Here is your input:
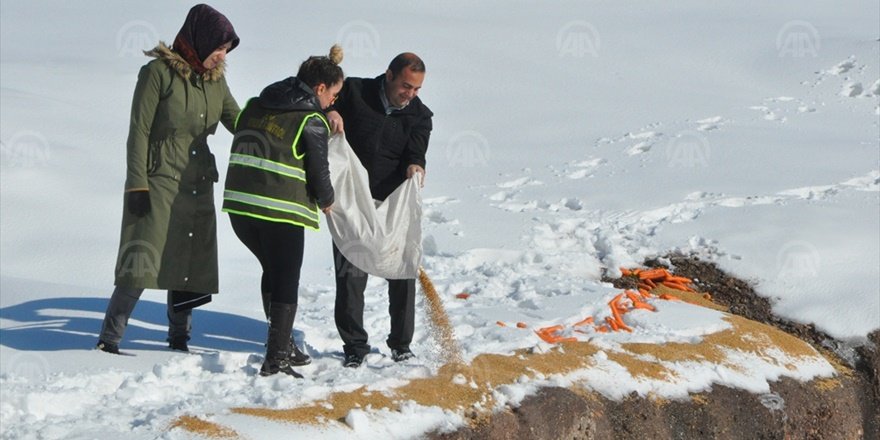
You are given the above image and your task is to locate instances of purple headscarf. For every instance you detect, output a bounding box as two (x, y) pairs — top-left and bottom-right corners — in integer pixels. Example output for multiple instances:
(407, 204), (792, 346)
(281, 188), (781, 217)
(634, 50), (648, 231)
(172, 4), (239, 74)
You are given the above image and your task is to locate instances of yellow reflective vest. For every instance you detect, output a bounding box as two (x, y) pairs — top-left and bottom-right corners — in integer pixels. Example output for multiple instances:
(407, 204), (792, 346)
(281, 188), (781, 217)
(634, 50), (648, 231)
(222, 99), (330, 230)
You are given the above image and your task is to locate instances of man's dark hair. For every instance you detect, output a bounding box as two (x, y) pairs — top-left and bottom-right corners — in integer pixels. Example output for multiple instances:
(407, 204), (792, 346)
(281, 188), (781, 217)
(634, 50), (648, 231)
(298, 45), (344, 88)
(387, 52), (425, 76)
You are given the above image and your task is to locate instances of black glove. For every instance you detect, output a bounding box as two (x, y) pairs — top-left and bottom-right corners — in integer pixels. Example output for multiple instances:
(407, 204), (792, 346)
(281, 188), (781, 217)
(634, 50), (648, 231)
(127, 190), (151, 217)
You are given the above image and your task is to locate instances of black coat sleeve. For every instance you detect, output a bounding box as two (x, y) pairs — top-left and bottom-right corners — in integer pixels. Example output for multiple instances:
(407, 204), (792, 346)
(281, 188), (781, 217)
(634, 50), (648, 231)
(325, 77), (357, 118)
(299, 116), (335, 208)
(401, 110), (433, 170)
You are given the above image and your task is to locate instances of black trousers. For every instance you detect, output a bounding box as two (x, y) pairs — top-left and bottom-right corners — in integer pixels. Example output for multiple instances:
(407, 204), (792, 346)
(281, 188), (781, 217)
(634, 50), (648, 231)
(230, 214), (304, 306)
(333, 244), (415, 357)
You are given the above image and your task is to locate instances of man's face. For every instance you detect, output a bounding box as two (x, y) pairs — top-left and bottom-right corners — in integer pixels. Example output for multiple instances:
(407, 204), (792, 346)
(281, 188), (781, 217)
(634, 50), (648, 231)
(384, 68), (425, 108)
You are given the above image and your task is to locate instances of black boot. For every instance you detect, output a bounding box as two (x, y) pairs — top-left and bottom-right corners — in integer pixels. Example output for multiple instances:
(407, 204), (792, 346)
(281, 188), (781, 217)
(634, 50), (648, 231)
(260, 303), (303, 378)
(286, 302), (311, 366)
(288, 341), (311, 366)
(262, 296), (311, 366)
(168, 337), (189, 352)
(95, 339), (120, 354)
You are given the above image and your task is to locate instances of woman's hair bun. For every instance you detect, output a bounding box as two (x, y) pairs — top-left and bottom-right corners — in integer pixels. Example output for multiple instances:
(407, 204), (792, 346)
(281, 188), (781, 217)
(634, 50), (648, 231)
(298, 45), (345, 88)
(329, 44), (343, 65)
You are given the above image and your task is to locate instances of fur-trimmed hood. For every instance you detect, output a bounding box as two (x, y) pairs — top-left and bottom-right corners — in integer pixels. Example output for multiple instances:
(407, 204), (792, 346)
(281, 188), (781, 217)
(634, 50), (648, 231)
(144, 42), (226, 82)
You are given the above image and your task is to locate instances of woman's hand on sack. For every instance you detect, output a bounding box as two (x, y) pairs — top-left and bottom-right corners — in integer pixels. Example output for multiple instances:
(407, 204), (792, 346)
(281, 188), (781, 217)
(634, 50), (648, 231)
(321, 203), (333, 214)
(327, 110), (344, 134)
(407, 165), (425, 188)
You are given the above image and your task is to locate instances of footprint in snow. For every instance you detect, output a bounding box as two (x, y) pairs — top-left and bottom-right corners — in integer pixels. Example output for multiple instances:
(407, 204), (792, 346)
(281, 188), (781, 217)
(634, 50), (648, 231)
(625, 131), (661, 141)
(751, 96), (823, 121)
(598, 128), (660, 146)
(495, 199), (550, 212)
(695, 116), (726, 131)
(840, 80), (880, 99)
(620, 131), (661, 156)
(424, 209), (455, 224)
(566, 168), (593, 179)
(824, 57), (857, 76)
(496, 176), (541, 189)
(749, 105), (786, 123)
(867, 79), (880, 97)
(841, 82), (863, 97)
(423, 196), (458, 206)
(560, 198), (584, 211)
(487, 190), (516, 202)
(565, 158), (605, 179)
(626, 141), (653, 156)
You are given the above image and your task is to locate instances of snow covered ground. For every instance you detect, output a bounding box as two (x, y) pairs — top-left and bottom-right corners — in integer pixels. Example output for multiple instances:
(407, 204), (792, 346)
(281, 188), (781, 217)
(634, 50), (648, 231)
(1, 1), (877, 438)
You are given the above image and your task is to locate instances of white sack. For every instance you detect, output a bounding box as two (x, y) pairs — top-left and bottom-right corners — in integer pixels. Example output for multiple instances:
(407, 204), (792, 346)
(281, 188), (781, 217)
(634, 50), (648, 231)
(325, 134), (422, 279)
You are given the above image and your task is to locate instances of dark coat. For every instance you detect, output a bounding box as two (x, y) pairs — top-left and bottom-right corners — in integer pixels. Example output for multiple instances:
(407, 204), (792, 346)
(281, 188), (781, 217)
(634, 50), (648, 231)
(332, 75), (433, 201)
(114, 42), (239, 293)
(258, 77), (334, 208)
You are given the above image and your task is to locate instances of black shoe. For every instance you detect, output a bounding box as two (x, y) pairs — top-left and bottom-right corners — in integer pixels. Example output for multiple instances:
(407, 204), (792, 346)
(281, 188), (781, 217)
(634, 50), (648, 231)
(391, 348), (415, 362)
(96, 340), (120, 354)
(288, 343), (311, 366)
(169, 338), (189, 352)
(260, 358), (304, 378)
(343, 353), (364, 368)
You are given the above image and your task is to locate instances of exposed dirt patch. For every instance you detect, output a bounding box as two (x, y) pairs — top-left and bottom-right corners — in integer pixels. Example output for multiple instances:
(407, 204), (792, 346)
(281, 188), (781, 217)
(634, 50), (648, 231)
(647, 255), (874, 367)
(431, 373), (868, 440)
(858, 330), (880, 433)
(435, 255), (878, 439)
(649, 254), (879, 438)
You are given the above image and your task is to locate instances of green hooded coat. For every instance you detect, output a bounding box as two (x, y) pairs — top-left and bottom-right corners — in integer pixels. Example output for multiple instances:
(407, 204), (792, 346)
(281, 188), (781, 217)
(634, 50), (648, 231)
(114, 42), (239, 293)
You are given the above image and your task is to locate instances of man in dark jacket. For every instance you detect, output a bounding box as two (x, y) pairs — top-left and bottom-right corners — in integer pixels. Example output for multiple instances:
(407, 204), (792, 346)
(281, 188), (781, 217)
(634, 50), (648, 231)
(326, 52), (433, 368)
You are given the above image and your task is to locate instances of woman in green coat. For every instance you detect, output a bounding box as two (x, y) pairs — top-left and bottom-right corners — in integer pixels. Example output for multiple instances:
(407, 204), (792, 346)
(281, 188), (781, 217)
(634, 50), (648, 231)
(97, 4), (240, 354)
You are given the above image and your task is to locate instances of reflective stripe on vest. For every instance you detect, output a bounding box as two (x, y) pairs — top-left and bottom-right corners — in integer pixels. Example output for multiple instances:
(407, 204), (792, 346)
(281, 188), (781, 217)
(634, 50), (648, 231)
(228, 153), (306, 182)
(291, 113), (330, 159)
(223, 190), (320, 224)
(224, 98), (328, 230)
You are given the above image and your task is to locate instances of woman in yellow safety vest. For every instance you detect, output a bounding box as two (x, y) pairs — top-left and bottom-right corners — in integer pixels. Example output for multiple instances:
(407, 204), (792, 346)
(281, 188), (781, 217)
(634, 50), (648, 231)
(223, 45), (342, 377)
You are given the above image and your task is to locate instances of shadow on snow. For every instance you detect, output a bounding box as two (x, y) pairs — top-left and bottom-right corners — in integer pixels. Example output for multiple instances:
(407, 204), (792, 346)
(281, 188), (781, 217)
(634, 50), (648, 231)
(0, 296), (283, 353)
